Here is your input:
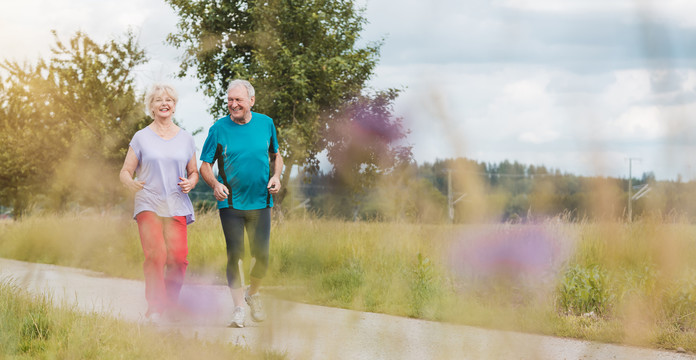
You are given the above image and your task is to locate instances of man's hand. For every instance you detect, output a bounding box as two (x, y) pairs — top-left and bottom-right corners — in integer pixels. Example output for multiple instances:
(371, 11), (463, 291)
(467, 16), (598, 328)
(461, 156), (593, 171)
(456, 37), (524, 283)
(213, 182), (229, 201)
(267, 176), (281, 194)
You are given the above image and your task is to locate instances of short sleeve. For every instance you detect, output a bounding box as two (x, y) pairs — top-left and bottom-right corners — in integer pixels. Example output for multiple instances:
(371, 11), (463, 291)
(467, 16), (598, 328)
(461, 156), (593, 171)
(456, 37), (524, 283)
(187, 131), (197, 158)
(200, 124), (218, 164)
(269, 119), (279, 154)
(129, 131), (143, 161)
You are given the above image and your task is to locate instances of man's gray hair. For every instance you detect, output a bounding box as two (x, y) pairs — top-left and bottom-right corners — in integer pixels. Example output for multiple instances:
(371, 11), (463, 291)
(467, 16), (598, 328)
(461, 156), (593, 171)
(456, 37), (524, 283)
(144, 83), (178, 117)
(227, 79), (255, 98)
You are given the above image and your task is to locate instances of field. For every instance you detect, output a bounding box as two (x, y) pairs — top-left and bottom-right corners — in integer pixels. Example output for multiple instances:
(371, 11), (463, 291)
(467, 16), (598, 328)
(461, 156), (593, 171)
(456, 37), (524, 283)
(3, 211), (696, 352)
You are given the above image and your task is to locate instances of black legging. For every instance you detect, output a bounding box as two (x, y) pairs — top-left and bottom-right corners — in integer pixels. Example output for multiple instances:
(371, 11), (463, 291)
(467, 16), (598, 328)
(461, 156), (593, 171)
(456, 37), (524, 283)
(219, 207), (271, 288)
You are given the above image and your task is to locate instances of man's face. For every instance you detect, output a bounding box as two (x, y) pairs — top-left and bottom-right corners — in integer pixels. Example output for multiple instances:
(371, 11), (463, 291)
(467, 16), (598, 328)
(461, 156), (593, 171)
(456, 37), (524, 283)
(227, 85), (255, 122)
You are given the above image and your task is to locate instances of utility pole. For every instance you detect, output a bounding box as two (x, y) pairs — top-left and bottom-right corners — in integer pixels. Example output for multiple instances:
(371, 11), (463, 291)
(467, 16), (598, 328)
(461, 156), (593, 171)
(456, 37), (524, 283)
(446, 168), (467, 224)
(626, 157), (641, 222)
(447, 169), (454, 223)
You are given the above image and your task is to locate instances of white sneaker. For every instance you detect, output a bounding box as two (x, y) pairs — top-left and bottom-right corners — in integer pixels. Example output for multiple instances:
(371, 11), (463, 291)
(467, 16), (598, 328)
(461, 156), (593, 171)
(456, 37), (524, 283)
(229, 306), (245, 328)
(245, 288), (266, 322)
(145, 312), (162, 325)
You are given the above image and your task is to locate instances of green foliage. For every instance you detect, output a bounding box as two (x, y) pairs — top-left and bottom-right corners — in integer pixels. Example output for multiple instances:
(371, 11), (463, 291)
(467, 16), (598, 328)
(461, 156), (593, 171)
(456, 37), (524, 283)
(0, 282), (53, 356)
(0, 31), (149, 216)
(0, 59), (61, 217)
(661, 272), (696, 331)
(614, 265), (658, 302)
(166, 0), (406, 205)
(48, 30), (148, 163)
(373, 176), (448, 223)
(321, 259), (365, 304)
(408, 253), (440, 318)
(557, 265), (613, 316)
(19, 310), (52, 354)
(297, 168), (447, 222)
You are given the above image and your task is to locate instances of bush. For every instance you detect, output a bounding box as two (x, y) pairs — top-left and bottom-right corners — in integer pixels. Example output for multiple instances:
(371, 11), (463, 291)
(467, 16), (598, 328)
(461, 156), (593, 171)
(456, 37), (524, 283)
(321, 259), (365, 305)
(662, 272), (696, 331)
(557, 264), (613, 316)
(409, 253), (439, 318)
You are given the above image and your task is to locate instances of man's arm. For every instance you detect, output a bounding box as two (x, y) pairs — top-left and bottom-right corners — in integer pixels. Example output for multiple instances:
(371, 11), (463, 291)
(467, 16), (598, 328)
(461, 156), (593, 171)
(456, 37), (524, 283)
(200, 161), (229, 201)
(267, 152), (284, 194)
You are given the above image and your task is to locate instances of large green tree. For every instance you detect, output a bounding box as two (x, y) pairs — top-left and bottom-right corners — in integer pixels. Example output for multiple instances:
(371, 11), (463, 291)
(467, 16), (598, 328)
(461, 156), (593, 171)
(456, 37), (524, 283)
(166, 0), (386, 204)
(0, 31), (148, 216)
(0, 60), (57, 216)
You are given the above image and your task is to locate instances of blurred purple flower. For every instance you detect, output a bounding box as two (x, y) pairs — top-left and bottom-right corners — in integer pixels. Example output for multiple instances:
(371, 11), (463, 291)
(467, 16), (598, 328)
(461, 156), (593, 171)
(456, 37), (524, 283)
(449, 225), (567, 284)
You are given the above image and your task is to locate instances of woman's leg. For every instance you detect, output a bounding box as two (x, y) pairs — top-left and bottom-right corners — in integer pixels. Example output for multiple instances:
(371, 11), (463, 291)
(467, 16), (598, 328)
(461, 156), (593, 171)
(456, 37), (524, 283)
(163, 216), (188, 307)
(136, 211), (167, 315)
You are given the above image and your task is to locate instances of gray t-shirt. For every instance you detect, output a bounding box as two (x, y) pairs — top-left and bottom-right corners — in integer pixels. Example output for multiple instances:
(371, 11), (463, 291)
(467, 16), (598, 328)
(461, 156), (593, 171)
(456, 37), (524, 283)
(130, 127), (196, 224)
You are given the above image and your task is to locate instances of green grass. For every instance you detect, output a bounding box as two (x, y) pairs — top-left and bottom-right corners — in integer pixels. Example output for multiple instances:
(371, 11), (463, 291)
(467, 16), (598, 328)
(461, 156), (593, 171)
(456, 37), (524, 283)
(0, 280), (283, 359)
(4, 211), (696, 351)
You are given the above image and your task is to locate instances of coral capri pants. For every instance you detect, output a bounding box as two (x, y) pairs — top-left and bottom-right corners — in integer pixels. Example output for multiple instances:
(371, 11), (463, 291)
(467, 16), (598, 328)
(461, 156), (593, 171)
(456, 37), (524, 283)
(135, 211), (188, 314)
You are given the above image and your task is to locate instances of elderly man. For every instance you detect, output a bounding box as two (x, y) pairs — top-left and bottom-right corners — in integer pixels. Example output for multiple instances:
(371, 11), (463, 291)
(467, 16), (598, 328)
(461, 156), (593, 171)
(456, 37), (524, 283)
(199, 79), (283, 328)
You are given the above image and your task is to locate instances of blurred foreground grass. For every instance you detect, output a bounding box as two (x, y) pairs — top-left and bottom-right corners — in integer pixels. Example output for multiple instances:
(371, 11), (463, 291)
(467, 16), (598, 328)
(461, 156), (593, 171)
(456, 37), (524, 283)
(0, 280), (282, 359)
(3, 212), (696, 351)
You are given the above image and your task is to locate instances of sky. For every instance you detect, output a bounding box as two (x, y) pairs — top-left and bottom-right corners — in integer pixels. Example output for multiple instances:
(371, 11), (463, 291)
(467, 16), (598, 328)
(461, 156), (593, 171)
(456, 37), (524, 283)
(2, 0), (696, 180)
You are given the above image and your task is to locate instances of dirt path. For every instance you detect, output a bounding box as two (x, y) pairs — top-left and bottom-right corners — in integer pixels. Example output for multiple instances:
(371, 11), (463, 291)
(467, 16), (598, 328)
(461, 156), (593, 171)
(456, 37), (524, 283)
(1, 257), (694, 360)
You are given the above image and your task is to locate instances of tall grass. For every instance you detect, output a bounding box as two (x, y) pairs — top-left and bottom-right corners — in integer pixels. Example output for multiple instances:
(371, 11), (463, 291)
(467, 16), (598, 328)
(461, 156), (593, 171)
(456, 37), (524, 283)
(0, 213), (143, 278)
(0, 280), (281, 359)
(4, 211), (696, 350)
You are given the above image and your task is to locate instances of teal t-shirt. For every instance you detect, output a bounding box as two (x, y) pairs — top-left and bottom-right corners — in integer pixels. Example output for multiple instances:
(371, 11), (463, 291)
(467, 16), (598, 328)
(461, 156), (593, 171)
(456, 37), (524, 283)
(200, 112), (279, 210)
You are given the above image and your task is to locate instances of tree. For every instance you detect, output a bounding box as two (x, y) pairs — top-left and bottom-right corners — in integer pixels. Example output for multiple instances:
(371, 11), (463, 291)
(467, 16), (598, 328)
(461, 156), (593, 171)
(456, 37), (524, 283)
(0, 60), (57, 216)
(166, 0), (387, 205)
(0, 31), (148, 216)
(48, 31), (149, 210)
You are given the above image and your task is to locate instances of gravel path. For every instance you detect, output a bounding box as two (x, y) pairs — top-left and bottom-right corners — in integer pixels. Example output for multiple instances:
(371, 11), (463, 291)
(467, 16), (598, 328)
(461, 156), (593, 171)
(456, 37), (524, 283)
(1, 257), (694, 360)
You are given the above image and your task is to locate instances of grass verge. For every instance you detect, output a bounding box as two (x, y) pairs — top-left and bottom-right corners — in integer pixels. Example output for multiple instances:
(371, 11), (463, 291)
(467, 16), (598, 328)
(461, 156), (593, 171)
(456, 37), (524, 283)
(0, 279), (283, 359)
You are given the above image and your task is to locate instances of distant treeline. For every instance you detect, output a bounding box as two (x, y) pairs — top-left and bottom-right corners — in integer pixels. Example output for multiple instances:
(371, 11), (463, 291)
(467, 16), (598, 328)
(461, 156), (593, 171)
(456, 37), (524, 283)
(281, 157), (696, 223)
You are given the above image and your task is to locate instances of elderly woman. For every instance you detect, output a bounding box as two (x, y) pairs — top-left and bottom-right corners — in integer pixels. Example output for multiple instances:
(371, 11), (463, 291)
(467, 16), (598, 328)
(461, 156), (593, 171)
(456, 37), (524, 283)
(119, 83), (198, 322)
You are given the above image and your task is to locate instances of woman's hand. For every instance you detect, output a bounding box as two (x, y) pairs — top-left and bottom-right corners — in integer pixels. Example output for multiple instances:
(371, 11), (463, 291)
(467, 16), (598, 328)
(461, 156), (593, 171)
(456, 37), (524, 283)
(126, 179), (145, 192)
(178, 177), (194, 194)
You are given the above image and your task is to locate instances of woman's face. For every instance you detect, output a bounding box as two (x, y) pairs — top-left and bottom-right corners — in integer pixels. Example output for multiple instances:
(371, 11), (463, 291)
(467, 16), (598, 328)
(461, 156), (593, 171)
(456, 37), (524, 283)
(150, 91), (176, 119)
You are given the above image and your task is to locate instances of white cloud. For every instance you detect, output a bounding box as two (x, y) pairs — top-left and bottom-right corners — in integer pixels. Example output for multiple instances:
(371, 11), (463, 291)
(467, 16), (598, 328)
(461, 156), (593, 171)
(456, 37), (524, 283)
(3, 0), (696, 179)
(519, 130), (559, 144)
(499, 0), (635, 13)
(610, 106), (664, 140)
(602, 70), (652, 106)
(682, 70), (696, 91)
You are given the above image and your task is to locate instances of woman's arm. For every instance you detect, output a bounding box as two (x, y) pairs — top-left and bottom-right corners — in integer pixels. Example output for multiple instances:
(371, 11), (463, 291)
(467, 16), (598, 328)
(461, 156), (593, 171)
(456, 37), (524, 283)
(119, 146), (145, 192)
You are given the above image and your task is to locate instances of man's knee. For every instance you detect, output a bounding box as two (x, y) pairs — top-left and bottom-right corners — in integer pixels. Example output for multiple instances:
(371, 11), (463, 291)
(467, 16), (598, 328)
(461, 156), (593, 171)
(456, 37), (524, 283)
(250, 255), (269, 279)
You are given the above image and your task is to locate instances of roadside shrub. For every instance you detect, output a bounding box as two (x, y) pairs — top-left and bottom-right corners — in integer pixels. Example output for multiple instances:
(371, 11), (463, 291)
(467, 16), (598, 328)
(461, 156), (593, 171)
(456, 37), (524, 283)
(409, 253), (440, 318)
(320, 259), (365, 305)
(662, 272), (696, 331)
(557, 264), (613, 316)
